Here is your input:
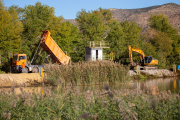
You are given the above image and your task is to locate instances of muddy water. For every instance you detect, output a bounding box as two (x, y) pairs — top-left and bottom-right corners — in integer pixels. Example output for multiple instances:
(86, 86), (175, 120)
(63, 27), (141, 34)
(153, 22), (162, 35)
(0, 77), (179, 94)
(112, 77), (180, 93)
(73, 77), (180, 93)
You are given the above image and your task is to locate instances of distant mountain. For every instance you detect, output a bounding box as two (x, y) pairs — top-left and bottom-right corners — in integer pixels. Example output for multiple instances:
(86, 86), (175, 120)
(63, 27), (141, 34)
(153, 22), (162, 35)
(64, 19), (77, 25)
(110, 3), (180, 33)
(65, 3), (180, 33)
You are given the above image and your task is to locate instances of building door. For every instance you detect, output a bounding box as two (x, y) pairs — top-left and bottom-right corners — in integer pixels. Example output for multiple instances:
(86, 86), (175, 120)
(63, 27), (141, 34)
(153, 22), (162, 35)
(96, 50), (98, 60)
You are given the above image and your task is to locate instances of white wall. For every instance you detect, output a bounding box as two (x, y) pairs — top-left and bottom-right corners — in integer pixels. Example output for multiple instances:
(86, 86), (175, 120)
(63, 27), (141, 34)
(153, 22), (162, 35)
(91, 49), (96, 61)
(85, 47), (103, 61)
(98, 49), (102, 60)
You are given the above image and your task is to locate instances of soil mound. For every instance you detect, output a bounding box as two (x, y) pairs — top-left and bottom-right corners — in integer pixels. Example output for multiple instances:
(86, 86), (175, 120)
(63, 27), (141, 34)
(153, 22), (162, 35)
(0, 73), (43, 87)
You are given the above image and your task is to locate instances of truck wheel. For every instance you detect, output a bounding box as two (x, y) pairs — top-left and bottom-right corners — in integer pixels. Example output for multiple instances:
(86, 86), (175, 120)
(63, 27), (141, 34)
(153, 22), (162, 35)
(32, 67), (39, 73)
(22, 67), (28, 73)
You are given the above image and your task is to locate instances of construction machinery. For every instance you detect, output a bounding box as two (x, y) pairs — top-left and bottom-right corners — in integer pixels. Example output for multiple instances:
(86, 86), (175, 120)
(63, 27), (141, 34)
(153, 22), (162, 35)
(11, 30), (70, 73)
(128, 45), (158, 70)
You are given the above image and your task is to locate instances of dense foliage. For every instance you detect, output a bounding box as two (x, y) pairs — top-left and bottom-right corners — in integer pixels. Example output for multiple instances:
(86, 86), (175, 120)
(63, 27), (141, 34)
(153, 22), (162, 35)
(76, 8), (112, 42)
(0, 0), (180, 71)
(0, 0), (23, 71)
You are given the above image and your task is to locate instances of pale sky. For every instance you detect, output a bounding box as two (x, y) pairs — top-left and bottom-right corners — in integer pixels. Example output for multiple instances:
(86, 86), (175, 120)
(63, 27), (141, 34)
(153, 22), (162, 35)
(3, 0), (180, 19)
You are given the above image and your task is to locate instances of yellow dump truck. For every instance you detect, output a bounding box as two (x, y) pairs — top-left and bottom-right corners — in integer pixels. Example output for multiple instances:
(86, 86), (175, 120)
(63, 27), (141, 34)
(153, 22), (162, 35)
(11, 30), (70, 73)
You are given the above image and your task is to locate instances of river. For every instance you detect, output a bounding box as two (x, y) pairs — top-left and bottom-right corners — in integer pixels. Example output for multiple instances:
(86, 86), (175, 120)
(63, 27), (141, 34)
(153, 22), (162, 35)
(0, 77), (179, 94)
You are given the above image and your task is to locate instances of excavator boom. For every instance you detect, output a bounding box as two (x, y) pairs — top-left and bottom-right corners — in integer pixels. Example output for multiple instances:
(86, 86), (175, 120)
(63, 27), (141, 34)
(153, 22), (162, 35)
(128, 45), (145, 65)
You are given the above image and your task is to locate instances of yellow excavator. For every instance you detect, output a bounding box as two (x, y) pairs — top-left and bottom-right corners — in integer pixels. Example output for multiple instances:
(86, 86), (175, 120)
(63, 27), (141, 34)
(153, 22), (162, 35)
(128, 45), (158, 70)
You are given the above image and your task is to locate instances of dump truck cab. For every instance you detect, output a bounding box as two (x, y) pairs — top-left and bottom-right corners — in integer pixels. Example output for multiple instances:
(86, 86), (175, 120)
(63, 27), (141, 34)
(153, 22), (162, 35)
(11, 54), (27, 73)
(11, 54), (40, 73)
(12, 54), (27, 66)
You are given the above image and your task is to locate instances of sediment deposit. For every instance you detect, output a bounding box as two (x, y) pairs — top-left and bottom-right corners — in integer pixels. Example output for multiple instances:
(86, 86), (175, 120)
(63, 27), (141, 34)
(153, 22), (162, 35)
(0, 73), (43, 87)
(128, 69), (178, 77)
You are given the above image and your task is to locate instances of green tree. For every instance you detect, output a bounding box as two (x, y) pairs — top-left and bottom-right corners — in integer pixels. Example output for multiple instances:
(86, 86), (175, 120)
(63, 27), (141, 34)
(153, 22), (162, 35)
(148, 14), (177, 33)
(105, 20), (142, 62)
(148, 14), (179, 46)
(148, 14), (180, 67)
(142, 28), (173, 68)
(8, 5), (24, 20)
(121, 21), (142, 63)
(21, 2), (83, 63)
(138, 34), (156, 58)
(76, 8), (112, 42)
(120, 20), (142, 47)
(50, 20), (83, 62)
(150, 31), (172, 57)
(21, 2), (55, 63)
(105, 20), (126, 60)
(0, 0), (23, 71)
(92, 7), (112, 23)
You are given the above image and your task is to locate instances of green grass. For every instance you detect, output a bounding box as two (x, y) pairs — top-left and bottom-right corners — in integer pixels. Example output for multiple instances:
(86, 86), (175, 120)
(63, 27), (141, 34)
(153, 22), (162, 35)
(132, 74), (148, 80)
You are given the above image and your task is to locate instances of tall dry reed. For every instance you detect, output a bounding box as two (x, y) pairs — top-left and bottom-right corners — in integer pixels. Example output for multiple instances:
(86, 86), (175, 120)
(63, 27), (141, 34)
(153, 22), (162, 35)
(0, 85), (180, 119)
(44, 61), (131, 85)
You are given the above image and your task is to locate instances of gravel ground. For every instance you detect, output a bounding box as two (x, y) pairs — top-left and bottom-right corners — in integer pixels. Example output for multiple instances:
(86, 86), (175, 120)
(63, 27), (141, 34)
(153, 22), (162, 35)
(128, 69), (178, 77)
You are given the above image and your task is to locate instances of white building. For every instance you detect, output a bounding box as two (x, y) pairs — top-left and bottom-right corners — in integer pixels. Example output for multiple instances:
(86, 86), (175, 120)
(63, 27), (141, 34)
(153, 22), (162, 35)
(85, 41), (109, 61)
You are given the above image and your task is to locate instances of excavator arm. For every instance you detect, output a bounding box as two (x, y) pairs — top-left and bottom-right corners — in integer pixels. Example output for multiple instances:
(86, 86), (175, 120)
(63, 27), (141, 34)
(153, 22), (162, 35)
(128, 45), (145, 64)
(128, 45), (133, 63)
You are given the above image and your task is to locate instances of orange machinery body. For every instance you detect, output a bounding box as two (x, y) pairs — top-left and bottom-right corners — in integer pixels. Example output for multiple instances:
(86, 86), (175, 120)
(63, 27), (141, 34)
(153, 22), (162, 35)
(128, 45), (158, 66)
(40, 30), (70, 65)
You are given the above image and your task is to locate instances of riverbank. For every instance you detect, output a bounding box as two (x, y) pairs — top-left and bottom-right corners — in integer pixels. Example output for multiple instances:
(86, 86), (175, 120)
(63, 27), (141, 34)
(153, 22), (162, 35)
(0, 61), (130, 87)
(0, 62), (179, 88)
(129, 69), (179, 79)
(0, 73), (43, 87)
(0, 84), (179, 119)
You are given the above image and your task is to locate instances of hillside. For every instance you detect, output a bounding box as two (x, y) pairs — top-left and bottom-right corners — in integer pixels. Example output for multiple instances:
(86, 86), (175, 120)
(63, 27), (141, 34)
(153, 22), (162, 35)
(66, 3), (180, 33)
(110, 3), (180, 32)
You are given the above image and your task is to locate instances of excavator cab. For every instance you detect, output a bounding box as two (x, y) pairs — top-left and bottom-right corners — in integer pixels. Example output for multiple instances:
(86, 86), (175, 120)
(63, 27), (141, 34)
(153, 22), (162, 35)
(144, 56), (152, 64)
(144, 56), (158, 66)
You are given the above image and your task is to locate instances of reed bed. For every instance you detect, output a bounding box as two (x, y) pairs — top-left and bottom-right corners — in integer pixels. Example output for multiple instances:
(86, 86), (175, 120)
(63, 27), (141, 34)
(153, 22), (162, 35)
(0, 85), (179, 120)
(44, 61), (131, 85)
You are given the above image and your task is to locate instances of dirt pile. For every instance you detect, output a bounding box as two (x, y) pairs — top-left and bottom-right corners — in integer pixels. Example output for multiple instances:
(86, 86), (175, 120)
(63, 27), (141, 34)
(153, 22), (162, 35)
(129, 69), (178, 77)
(0, 73), (43, 87)
(141, 69), (178, 77)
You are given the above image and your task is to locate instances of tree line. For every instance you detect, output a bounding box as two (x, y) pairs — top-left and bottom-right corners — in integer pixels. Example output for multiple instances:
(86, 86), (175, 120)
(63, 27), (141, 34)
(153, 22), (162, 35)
(0, 0), (180, 72)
